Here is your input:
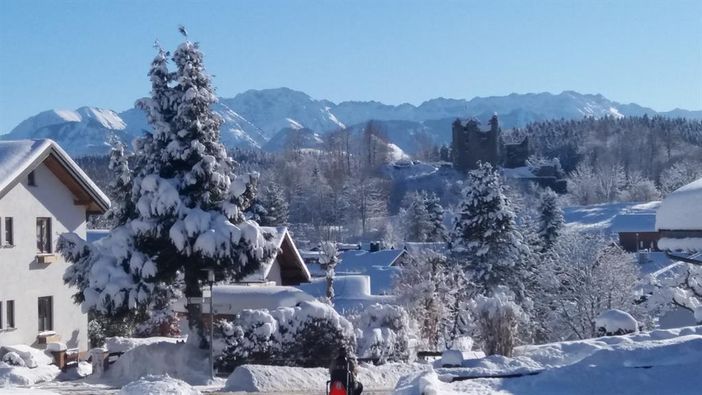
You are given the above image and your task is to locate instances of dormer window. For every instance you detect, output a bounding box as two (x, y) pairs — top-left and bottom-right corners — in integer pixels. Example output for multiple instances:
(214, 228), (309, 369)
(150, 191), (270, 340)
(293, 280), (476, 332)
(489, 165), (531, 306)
(28, 171), (36, 186)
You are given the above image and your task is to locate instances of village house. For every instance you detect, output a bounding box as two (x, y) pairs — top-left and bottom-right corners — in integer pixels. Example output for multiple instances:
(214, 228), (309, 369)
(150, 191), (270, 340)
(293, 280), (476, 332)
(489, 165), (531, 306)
(612, 212), (660, 253)
(0, 139), (110, 353)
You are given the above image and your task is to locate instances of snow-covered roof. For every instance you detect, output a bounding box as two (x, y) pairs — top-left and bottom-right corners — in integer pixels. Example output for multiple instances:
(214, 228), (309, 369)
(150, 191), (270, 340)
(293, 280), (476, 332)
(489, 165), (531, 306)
(240, 226), (310, 284)
(172, 285), (316, 315)
(211, 285), (315, 315)
(0, 139), (110, 213)
(611, 213), (657, 233)
(339, 249), (406, 269)
(297, 275), (395, 314)
(656, 178), (702, 231)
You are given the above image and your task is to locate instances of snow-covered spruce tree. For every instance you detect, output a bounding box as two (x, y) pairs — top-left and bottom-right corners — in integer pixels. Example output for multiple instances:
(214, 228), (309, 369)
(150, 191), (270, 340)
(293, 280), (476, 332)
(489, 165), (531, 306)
(449, 162), (529, 299)
(536, 188), (564, 253)
(59, 36), (274, 349)
(248, 182), (289, 226)
(400, 191), (433, 242)
(319, 241), (339, 304)
(424, 191), (447, 242)
(105, 134), (134, 225)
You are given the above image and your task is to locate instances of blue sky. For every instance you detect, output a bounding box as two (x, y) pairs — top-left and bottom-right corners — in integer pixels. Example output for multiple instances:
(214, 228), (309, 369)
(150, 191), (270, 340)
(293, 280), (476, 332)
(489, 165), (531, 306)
(0, 0), (700, 133)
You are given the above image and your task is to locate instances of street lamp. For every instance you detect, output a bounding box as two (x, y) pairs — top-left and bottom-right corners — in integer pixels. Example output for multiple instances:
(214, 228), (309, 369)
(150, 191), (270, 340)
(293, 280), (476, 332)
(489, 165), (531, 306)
(202, 268), (215, 380)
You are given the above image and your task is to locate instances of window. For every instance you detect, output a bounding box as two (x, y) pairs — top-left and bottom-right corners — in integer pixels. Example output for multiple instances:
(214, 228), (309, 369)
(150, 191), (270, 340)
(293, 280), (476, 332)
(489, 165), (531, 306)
(4, 217), (13, 246)
(0, 302), (3, 329)
(6, 300), (14, 329)
(28, 171), (36, 186)
(38, 296), (52, 332)
(36, 218), (52, 253)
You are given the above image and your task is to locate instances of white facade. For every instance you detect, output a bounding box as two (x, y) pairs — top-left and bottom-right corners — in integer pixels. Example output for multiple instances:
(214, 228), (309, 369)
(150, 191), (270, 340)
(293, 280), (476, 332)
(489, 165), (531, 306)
(0, 140), (109, 353)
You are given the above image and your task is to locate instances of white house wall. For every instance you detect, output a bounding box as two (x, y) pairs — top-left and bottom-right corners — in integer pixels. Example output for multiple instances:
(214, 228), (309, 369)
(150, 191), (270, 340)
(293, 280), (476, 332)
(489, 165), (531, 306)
(0, 163), (88, 351)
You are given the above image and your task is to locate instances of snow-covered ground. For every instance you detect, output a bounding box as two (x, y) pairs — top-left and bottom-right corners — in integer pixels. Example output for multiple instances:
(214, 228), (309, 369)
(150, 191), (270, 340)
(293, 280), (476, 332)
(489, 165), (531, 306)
(563, 201), (660, 233)
(394, 325), (702, 394)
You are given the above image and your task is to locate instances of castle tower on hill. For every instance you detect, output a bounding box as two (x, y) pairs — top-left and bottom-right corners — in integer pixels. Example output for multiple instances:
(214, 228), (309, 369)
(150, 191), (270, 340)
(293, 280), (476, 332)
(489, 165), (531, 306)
(451, 114), (530, 172)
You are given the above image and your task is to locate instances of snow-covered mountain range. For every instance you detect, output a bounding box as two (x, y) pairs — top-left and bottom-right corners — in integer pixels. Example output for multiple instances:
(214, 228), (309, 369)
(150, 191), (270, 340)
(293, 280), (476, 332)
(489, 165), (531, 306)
(3, 88), (701, 157)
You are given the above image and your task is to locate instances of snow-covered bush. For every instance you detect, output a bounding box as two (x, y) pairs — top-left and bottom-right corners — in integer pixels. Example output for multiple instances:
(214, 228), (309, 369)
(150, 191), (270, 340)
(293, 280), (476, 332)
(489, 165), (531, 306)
(214, 301), (356, 371)
(474, 290), (524, 357)
(134, 307), (181, 338)
(567, 163), (625, 204)
(214, 309), (278, 372)
(620, 172), (660, 202)
(353, 304), (411, 363)
(595, 309), (639, 337)
(2, 352), (25, 367)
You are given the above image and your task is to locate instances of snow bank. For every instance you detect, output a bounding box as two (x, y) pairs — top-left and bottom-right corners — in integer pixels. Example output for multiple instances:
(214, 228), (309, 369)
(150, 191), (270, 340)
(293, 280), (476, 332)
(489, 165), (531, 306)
(657, 178), (702, 231)
(595, 309), (639, 335)
(224, 363), (426, 392)
(0, 345), (53, 369)
(0, 363), (60, 386)
(436, 354), (543, 379)
(0, 345), (59, 386)
(395, 326), (702, 394)
(440, 350), (463, 367)
(119, 375), (201, 395)
(393, 367), (464, 395)
(105, 336), (183, 353)
(97, 341), (211, 386)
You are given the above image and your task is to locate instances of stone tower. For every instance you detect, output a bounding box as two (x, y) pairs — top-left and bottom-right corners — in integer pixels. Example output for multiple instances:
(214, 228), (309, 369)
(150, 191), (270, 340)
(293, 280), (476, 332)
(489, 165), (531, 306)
(451, 115), (501, 172)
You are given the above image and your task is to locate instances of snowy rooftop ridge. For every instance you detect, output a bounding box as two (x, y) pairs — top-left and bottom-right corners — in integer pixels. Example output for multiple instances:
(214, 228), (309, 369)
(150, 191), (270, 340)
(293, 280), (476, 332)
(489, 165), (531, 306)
(0, 139), (110, 212)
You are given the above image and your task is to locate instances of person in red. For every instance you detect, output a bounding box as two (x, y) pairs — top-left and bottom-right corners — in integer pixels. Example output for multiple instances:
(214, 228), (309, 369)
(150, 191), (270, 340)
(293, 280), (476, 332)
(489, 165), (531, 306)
(328, 347), (363, 395)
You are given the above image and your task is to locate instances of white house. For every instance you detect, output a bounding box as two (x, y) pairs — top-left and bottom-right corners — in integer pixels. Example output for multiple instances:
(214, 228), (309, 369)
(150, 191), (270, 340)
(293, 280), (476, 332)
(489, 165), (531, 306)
(0, 139), (109, 353)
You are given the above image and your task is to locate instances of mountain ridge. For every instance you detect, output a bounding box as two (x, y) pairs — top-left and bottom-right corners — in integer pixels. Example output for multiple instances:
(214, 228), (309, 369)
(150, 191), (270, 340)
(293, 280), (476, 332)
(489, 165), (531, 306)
(3, 88), (701, 157)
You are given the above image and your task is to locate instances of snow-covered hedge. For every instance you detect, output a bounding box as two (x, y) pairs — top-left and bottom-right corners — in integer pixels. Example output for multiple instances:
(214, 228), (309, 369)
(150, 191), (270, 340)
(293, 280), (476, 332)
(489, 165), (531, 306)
(214, 301), (356, 371)
(595, 309), (639, 337)
(353, 304), (412, 363)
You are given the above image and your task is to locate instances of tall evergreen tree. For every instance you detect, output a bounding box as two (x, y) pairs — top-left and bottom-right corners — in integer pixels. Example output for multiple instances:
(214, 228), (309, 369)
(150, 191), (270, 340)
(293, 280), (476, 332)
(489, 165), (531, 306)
(424, 191), (447, 242)
(249, 183), (289, 227)
(105, 135), (134, 225)
(449, 162), (528, 298)
(536, 188), (564, 253)
(60, 34), (274, 348)
(401, 191), (433, 242)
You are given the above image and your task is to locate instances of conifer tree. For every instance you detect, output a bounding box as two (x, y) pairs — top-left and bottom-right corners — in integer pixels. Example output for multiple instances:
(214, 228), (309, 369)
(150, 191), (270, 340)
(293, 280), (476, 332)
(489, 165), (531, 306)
(105, 135), (134, 225)
(401, 191), (433, 242)
(536, 188), (564, 253)
(249, 183), (289, 227)
(449, 162), (528, 298)
(59, 33), (274, 349)
(424, 191), (447, 242)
